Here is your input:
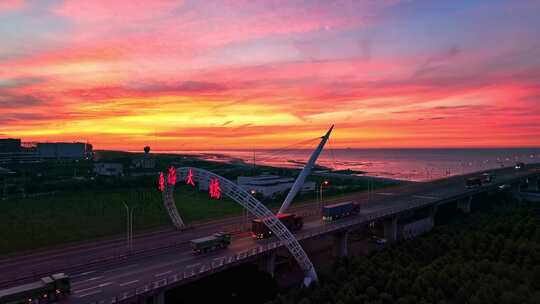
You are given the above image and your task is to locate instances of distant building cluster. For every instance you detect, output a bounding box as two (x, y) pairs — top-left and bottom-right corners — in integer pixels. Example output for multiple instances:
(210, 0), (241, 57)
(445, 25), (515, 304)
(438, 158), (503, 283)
(0, 138), (21, 153)
(0, 138), (93, 164)
(37, 142), (93, 159)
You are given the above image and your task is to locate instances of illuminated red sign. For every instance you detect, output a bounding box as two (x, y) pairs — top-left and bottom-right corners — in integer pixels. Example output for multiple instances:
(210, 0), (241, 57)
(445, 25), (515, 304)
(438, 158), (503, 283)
(209, 177), (221, 199)
(185, 168), (195, 186)
(167, 166), (177, 185)
(158, 172), (165, 192)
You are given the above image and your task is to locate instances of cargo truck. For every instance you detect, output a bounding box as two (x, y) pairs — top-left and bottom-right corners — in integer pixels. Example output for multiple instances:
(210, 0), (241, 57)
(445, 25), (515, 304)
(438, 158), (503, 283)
(251, 213), (303, 239)
(466, 177), (482, 189)
(0, 273), (70, 304)
(190, 232), (231, 254)
(322, 201), (360, 221)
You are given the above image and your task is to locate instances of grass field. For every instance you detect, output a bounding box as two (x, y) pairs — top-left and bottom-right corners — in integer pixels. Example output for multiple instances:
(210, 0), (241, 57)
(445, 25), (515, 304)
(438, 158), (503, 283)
(0, 179), (387, 255)
(0, 185), (246, 254)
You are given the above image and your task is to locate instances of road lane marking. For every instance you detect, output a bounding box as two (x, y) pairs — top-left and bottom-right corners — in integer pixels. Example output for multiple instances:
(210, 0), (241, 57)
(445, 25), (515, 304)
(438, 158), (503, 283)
(119, 280), (139, 286)
(76, 290), (102, 298)
(72, 275), (104, 287)
(73, 282), (113, 294)
(376, 192), (397, 196)
(87, 276), (104, 281)
(413, 195), (437, 199)
(155, 270), (172, 277)
(71, 270), (96, 279)
(186, 263), (201, 268)
(104, 263), (139, 273)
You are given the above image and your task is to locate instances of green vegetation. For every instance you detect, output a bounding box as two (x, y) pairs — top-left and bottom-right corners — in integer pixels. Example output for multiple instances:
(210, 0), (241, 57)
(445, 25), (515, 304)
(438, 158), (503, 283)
(0, 185), (244, 254)
(0, 151), (395, 254)
(269, 204), (540, 304)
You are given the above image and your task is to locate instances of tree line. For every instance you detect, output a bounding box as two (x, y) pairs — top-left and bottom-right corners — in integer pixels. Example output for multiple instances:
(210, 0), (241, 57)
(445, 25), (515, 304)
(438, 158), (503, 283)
(268, 204), (540, 304)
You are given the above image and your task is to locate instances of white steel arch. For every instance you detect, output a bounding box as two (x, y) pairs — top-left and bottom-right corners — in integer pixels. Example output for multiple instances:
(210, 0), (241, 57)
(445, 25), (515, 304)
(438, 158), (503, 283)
(162, 182), (186, 229)
(171, 167), (318, 285)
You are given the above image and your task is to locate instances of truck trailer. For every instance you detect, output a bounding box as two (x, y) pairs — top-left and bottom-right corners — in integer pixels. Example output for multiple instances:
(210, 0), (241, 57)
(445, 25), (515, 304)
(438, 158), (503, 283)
(322, 201), (360, 221)
(251, 213), (303, 239)
(190, 232), (231, 254)
(0, 273), (70, 304)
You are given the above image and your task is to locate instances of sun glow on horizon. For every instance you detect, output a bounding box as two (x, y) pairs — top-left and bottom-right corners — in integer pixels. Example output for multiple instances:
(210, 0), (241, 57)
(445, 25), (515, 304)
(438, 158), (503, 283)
(1, 1), (539, 150)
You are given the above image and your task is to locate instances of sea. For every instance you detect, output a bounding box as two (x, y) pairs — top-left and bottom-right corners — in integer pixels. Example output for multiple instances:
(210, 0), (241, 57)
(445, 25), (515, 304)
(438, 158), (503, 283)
(157, 148), (540, 182)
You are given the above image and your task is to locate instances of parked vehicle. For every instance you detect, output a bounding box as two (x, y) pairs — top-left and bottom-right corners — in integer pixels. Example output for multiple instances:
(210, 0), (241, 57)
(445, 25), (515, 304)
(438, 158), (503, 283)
(466, 177), (482, 189)
(0, 273), (70, 304)
(515, 162), (525, 169)
(190, 232), (231, 254)
(371, 236), (387, 245)
(498, 184), (512, 191)
(322, 201), (360, 221)
(251, 213), (303, 239)
(482, 173), (494, 183)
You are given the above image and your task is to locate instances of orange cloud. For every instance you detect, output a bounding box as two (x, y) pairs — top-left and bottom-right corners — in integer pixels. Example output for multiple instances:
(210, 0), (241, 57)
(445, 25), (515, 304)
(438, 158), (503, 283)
(1, 1), (539, 149)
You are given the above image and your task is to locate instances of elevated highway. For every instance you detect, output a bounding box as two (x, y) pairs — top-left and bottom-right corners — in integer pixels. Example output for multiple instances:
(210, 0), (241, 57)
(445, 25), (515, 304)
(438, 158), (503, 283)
(1, 165), (539, 304)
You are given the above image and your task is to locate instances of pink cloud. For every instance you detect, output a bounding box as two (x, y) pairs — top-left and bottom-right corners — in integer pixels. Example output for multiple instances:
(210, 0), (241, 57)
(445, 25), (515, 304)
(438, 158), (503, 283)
(53, 0), (183, 23)
(0, 0), (24, 12)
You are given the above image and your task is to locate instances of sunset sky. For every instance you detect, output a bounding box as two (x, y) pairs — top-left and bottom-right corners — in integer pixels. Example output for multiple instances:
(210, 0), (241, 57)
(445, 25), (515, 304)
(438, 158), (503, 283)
(1, 0), (539, 150)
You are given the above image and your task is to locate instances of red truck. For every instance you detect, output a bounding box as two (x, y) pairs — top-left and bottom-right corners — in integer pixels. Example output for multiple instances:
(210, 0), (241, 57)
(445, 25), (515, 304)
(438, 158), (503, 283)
(251, 213), (303, 239)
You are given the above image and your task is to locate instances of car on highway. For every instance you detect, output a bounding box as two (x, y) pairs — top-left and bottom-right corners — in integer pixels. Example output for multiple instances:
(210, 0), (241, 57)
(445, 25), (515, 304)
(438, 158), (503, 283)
(482, 173), (494, 183)
(515, 162), (525, 169)
(498, 184), (512, 191)
(466, 177), (482, 189)
(371, 236), (387, 245)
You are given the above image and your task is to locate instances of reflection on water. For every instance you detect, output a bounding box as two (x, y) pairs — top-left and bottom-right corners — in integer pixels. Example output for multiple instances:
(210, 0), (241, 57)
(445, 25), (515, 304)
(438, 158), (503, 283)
(156, 148), (540, 182)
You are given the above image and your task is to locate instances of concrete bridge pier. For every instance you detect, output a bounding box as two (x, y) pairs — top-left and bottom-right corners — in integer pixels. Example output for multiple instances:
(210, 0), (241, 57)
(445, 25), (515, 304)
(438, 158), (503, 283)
(529, 177), (540, 191)
(383, 216), (399, 242)
(332, 231), (349, 258)
(149, 292), (165, 304)
(430, 205), (438, 221)
(457, 196), (472, 214)
(263, 251), (277, 277)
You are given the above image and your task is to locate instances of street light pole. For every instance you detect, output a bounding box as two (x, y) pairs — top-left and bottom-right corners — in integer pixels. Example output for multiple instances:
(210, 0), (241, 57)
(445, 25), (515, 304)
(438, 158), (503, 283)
(122, 202), (130, 251)
(129, 208), (135, 251)
(319, 181), (329, 211)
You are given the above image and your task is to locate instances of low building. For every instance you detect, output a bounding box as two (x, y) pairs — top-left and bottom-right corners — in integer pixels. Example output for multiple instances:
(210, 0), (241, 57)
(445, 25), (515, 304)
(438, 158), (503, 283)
(132, 156), (156, 169)
(236, 174), (316, 198)
(94, 163), (124, 177)
(37, 142), (93, 159)
(0, 138), (21, 153)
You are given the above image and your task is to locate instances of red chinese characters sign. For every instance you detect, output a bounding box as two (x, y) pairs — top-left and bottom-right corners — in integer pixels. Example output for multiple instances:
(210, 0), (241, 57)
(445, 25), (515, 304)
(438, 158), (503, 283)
(158, 172), (165, 192)
(167, 166), (177, 185)
(185, 168), (195, 186)
(209, 177), (221, 199)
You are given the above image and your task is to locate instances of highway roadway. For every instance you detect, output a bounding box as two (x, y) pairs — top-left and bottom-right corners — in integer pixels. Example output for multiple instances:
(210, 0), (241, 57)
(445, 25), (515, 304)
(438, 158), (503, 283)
(1, 165), (539, 304)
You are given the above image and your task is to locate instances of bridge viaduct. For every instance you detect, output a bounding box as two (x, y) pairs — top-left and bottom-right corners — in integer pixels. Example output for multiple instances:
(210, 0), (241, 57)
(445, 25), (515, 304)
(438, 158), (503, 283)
(76, 165), (540, 304)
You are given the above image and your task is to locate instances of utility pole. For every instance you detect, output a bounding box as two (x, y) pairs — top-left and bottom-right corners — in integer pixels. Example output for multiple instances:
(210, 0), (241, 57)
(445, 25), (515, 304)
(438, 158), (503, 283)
(122, 202), (135, 252)
(2, 177), (7, 201)
(319, 181), (328, 211)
